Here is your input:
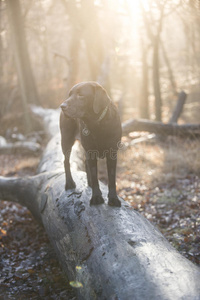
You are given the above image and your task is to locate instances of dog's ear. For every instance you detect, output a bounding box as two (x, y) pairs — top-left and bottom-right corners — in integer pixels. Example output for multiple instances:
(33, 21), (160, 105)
(93, 84), (110, 114)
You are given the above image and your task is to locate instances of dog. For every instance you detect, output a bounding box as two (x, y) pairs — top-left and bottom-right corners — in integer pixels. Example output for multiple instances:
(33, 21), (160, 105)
(60, 81), (122, 207)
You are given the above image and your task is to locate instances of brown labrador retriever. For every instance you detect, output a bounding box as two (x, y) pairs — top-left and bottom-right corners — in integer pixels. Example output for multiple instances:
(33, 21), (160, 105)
(60, 81), (122, 207)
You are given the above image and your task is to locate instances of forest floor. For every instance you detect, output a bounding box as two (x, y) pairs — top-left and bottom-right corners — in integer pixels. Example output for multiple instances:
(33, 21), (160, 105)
(0, 134), (200, 299)
(0, 154), (76, 300)
(117, 135), (200, 266)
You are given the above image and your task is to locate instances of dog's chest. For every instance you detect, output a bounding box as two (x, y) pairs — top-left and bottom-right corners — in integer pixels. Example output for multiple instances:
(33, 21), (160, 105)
(79, 120), (115, 154)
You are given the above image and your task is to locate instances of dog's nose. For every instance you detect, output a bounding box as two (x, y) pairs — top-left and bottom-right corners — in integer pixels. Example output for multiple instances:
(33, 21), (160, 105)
(60, 102), (67, 110)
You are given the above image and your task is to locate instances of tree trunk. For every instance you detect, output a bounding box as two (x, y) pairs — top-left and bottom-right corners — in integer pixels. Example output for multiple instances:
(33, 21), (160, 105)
(140, 1), (165, 122)
(82, 0), (104, 80)
(60, 0), (82, 91)
(6, 0), (40, 108)
(169, 91), (187, 123)
(160, 40), (177, 96)
(67, 28), (81, 91)
(153, 37), (162, 122)
(0, 108), (200, 300)
(140, 39), (149, 119)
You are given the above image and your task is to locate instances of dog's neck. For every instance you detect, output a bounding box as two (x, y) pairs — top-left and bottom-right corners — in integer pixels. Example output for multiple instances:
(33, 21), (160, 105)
(81, 104), (110, 136)
(83, 103), (110, 124)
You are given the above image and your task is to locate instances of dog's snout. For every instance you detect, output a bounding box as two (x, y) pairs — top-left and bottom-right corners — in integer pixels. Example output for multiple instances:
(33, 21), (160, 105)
(60, 99), (77, 117)
(60, 102), (68, 110)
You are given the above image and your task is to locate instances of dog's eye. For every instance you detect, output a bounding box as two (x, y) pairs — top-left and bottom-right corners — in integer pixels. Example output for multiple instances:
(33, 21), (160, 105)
(77, 93), (84, 98)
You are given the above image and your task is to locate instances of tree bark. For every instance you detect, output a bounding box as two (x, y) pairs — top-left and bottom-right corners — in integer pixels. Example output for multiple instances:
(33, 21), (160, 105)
(82, 0), (104, 80)
(0, 108), (200, 300)
(60, 0), (82, 91)
(140, 39), (149, 119)
(153, 36), (162, 121)
(6, 0), (40, 108)
(169, 91), (187, 123)
(140, 1), (165, 122)
(160, 40), (177, 96)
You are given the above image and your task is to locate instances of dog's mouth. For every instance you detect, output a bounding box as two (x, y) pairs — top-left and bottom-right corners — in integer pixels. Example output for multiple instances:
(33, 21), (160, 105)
(60, 106), (69, 115)
(61, 106), (83, 119)
(61, 106), (69, 113)
(62, 109), (75, 118)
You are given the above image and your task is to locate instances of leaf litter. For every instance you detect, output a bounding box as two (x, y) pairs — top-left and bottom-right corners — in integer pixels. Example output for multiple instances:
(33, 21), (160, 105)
(0, 155), (76, 299)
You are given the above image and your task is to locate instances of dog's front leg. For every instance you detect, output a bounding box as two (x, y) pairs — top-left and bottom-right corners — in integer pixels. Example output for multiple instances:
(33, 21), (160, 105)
(106, 156), (121, 207)
(85, 159), (92, 187)
(60, 114), (77, 190)
(87, 156), (104, 205)
(63, 151), (76, 190)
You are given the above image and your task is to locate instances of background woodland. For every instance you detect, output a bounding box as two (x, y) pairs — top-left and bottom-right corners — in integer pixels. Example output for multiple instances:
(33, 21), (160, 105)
(0, 0), (200, 299)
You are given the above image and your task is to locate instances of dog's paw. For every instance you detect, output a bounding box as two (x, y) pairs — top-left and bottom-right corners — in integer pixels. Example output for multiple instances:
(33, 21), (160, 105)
(108, 196), (121, 207)
(65, 180), (76, 190)
(90, 195), (104, 205)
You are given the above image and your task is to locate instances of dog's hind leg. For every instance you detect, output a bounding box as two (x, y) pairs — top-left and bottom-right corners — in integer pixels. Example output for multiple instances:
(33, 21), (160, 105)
(86, 155), (104, 205)
(106, 156), (121, 207)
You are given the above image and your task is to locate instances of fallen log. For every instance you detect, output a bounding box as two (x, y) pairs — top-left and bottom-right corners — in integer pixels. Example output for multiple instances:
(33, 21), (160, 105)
(128, 91), (188, 145)
(0, 108), (200, 300)
(122, 118), (200, 138)
(0, 140), (41, 155)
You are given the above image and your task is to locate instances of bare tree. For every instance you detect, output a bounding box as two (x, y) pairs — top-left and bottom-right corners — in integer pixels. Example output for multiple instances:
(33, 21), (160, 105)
(60, 0), (82, 90)
(140, 0), (166, 121)
(81, 0), (104, 80)
(140, 37), (150, 119)
(6, 0), (40, 129)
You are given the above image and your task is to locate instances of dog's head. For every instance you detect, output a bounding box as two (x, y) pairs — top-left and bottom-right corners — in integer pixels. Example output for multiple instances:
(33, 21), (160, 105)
(60, 82), (110, 119)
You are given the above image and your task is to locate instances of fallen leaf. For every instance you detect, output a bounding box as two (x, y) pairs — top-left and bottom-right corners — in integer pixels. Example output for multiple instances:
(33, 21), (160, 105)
(69, 281), (83, 288)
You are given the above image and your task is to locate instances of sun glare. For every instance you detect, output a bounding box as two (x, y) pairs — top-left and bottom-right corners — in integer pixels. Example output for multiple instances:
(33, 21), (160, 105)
(120, 0), (150, 27)
(125, 0), (150, 14)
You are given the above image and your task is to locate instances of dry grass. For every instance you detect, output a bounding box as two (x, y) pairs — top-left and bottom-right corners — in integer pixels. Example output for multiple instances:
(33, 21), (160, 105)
(117, 137), (200, 188)
(159, 138), (200, 181)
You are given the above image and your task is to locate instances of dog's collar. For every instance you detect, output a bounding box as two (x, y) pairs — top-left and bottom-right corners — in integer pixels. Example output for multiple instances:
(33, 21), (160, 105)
(97, 104), (109, 123)
(82, 104), (109, 136)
